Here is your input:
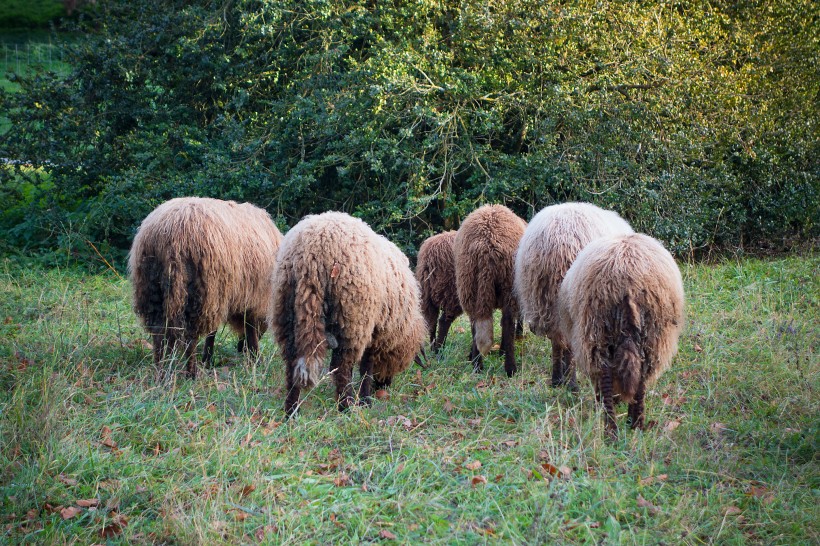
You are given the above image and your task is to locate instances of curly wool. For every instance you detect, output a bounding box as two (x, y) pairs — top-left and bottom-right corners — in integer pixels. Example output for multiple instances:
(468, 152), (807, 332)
(128, 197), (283, 375)
(514, 202), (634, 340)
(454, 205), (526, 375)
(558, 233), (684, 406)
(270, 212), (426, 414)
(415, 231), (462, 350)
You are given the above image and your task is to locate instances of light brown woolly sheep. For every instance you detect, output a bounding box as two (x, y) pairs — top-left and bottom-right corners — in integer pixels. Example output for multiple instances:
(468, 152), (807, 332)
(128, 197), (283, 378)
(514, 202), (633, 388)
(454, 204), (527, 376)
(415, 231), (463, 352)
(270, 212), (426, 416)
(557, 233), (684, 434)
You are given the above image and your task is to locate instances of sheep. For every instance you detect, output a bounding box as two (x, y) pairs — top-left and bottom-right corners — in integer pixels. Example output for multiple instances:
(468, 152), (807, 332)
(557, 233), (684, 434)
(415, 231), (463, 352)
(514, 202), (633, 389)
(128, 197), (283, 378)
(269, 211), (426, 416)
(453, 204), (527, 376)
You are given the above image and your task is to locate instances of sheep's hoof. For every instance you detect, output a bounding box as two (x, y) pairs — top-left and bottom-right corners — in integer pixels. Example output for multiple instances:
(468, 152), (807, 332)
(236, 337), (246, 353)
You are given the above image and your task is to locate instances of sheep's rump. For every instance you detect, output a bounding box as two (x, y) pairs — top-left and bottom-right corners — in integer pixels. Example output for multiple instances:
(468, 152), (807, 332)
(514, 202), (633, 341)
(270, 212), (425, 390)
(558, 233), (684, 401)
(416, 231), (462, 329)
(128, 197), (282, 346)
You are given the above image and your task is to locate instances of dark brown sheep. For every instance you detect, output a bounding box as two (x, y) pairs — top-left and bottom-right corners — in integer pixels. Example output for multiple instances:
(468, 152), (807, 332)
(453, 204), (527, 376)
(558, 233), (684, 435)
(269, 212), (426, 416)
(128, 197), (283, 378)
(415, 231), (463, 352)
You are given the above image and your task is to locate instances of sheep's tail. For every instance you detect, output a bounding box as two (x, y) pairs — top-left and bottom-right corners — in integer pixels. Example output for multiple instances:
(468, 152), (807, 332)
(474, 317), (494, 356)
(290, 265), (330, 389)
(613, 295), (642, 403)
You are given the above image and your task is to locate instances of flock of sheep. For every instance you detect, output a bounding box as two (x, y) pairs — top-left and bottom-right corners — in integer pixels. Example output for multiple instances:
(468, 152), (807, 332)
(128, 197), (684, 435)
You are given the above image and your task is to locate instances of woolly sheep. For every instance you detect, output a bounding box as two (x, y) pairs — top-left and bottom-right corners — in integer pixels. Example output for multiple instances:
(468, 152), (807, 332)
(454, 204), (527, 376)
(415, 231), (463, 352)
(269, 212), (426, 416)
(557, 233), (684, 434)
(514, 202), (633, 388)
(128, 197), (283, 378)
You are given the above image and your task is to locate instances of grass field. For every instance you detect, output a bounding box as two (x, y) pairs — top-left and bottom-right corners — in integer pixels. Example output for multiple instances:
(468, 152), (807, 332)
(0, 254), (817, 544)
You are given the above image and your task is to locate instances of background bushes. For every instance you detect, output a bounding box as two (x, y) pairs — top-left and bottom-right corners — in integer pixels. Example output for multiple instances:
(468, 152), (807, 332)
(0, 0), (817, 267)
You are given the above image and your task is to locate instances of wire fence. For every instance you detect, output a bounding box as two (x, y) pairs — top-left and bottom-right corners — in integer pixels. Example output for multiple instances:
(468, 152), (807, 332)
(1, 41), (70, 76)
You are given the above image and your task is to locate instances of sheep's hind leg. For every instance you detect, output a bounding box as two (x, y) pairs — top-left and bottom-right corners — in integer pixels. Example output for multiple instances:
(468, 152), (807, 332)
(628, 378), (647, 430)
(433, 311), (457, 353)
(202, 332), (216, 366)
(183, 337), (199, 380)
(357, 349), (374, 407)
(501, 306), (517, 377)
(284, 357), (302, 418)
(331, 349), (357, 412)
(468, 320), (483, 372)
(561, 349), (578, 392)
(244, 319), (260, 358)
(550, 341), (564, 387)
(600, 363), (618, 438)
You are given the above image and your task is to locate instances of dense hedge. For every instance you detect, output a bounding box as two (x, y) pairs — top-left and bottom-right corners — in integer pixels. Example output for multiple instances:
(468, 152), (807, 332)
(1, 0), (817, 266)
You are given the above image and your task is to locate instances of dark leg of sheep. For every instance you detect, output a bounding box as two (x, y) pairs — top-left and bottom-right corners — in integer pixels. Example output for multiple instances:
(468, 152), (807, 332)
(183, 337), (199, 380)
(468, 320), (483, 372)
(357, 349), (374, 407)
(331, 349), (356, 412)
(501, 306), (517, 377)
(284, 357), (301, 418)
(236, 337), (246, 353)
(600, 363), (617, 437)
(628, 378), (647, 430)
(151, 332), (166, 367)
(550, 341), (563, 387)
(433, 311), (457, 352)
(422, 301), (439, 347)
(244, 320), (260, 357)
(515, 318), (524, 340)
(374, 376), (392, 390)
(561, 349), (578, 392)
(202, 332), (216, 366)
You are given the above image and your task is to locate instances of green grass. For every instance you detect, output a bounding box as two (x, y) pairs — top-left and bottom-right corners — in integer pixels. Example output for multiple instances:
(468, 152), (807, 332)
(0, 255), (817, 544)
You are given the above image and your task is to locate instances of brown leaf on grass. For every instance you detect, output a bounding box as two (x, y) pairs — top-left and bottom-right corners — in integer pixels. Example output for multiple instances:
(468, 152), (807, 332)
(639, 474), (668, 486)
(60, 506), (82, 520)
(58, 474), (78, 486)
(25, 508), (38, 521)
(240, 484), (256, 498)
(330, 513), (345, 529)
(589, 521), (601, 528)
(100, 520), (125, 539)
(637, 495), (661, 515)
(747, 485), (774, 503)
(443, 400), (454, 413)
(501, 440), (517, 448)
(558, 466), (572, 480)
(710, 422), (728, 434)
(694, 343), (703, 352)
(471, 475), (488, 486)
(466, 418), (482, 427)
(724, 506), (742, 516)
(379, 529), (397, 540)
(232, 510), (248, 522)
(4, 316), (11, 324)
(100, 426), (117, 449)
(494, 474), (504, 483)
(395, 462), (405, 473)
(254, 525), (279, 542)
(334, 473), (352, 487)
(76, 499), (99, 508)
(375, 389), (390, 400)
(541, 463), (559, 477)
(475, 380), (489, 389)
(465, 460), (482, 471)
(663, 420), (681, 432)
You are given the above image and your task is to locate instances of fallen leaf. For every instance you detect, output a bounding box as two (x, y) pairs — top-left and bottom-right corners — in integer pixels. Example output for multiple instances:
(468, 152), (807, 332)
(589, 521), (601, 528)
(639, 474), (668, 486)
(694, 344), (703, 352)
(334, 473), (352, 487)
(663, 420), (681, 432)
(443, 400), (454, 413)
(76, 499), (99, 508)
(455, 327), (466, 334)
(476, 381), (489, 389)
(465, 460), (482, 471)
(232, 510), (248, 522)
(494, 474), (504, 483)
(395, 462), (405, 473)
(379, 529), (397, 540)
(710, 422), (728, 434)
(466, 418), (482, 427)
(558, 466), (572, 480)
(240, 484), (256, 498)
(254, 525), (278, 542)
(100, 426), (117, 448)
(60, 506), (82, 520)
(724, 506), (742, 516)
(58, 474), (78, 486)
(375, 389), (390, 401)
(471, 475), (488, 486)
(542, 463), (559, 477)
(637, 495), (660, 515)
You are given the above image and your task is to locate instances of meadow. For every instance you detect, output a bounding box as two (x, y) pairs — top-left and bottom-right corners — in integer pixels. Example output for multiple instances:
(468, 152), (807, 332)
(0, 254), (817, 544)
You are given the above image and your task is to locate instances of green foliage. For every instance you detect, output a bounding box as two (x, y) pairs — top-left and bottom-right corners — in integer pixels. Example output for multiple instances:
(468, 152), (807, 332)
(0, 0), (817, 264)
(0, 256), (817, 542)
(0, 0), (64, 27)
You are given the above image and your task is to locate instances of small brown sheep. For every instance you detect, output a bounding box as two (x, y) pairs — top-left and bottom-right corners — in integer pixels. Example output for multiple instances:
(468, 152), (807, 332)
(415, 231), (463, 352)
(454, 204), (527, 376)
(269, 212), (426, 416)
(557, 233), (684, 435)
(514, 202), (633, 388)
(128, 197), (283, 378)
